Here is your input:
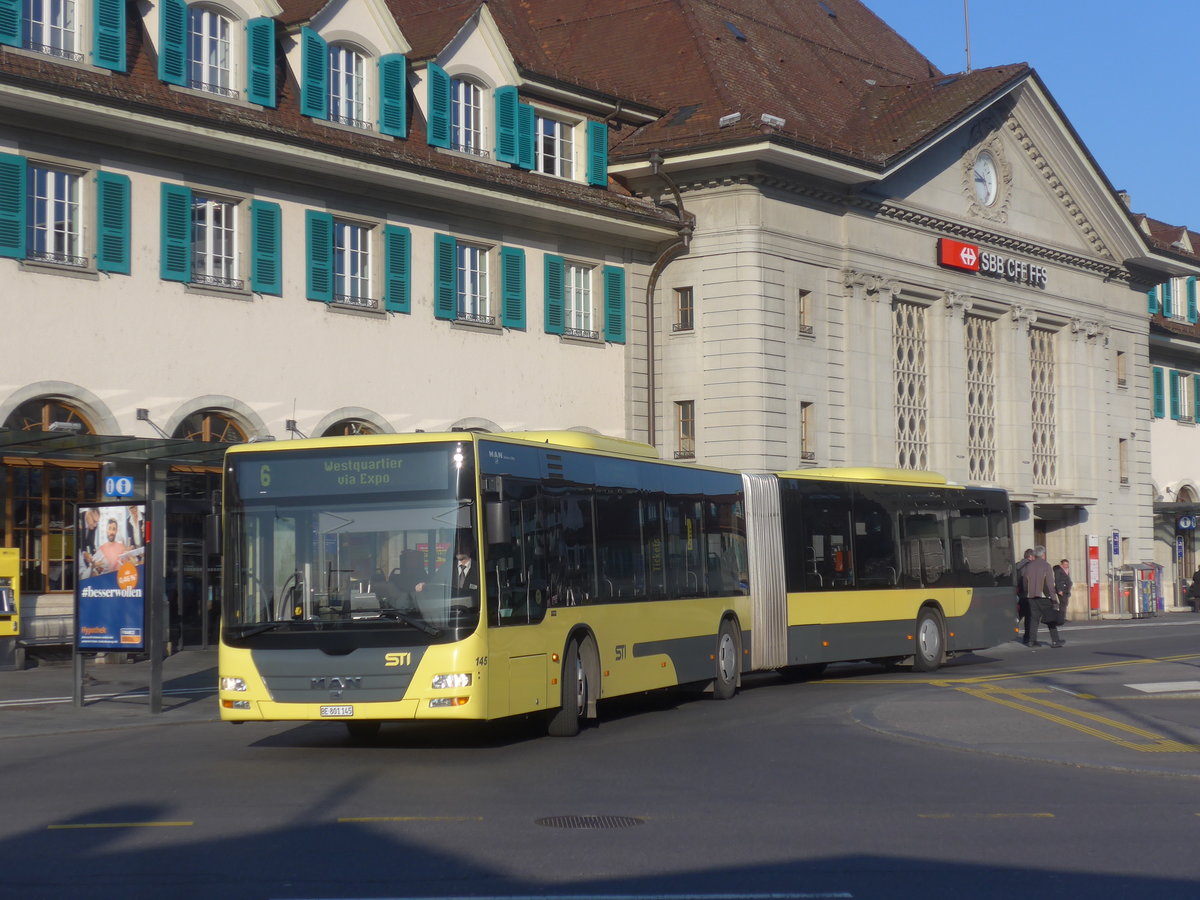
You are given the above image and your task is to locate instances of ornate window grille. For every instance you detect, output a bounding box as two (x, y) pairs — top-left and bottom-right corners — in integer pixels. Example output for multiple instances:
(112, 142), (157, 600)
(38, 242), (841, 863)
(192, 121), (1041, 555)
(965, 315), (997, 482)
(1030, 328), (1057, 486)
(894, 301), (928, 470)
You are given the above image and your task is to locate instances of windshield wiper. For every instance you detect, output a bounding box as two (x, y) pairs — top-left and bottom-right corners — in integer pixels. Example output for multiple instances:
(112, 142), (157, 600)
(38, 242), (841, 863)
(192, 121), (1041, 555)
(232, 622), (292, 638)
(380, 608), (442, 637)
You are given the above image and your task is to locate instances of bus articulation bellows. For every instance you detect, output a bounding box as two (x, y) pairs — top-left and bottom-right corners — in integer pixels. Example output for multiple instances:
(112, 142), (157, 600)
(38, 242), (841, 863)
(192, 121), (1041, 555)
(218, 431), (1015, 738)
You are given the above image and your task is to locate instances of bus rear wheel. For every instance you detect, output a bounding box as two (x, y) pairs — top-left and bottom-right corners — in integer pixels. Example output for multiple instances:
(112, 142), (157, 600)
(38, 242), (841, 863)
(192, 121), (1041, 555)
(912, 608), (945, 672)
(548, 638), (590, 737)
(712, 619), (740, 700)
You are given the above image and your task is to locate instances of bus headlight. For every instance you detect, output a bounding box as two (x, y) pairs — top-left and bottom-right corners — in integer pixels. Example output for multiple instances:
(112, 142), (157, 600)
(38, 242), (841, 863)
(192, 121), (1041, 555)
(220, 677), (247, 692)
(432, 673), (472, 689)
(428, 697), (470, 708)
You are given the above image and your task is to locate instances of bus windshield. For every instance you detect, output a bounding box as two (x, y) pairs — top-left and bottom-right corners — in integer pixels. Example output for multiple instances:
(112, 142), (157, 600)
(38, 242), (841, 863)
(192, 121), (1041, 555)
(222, 442), (478, 646)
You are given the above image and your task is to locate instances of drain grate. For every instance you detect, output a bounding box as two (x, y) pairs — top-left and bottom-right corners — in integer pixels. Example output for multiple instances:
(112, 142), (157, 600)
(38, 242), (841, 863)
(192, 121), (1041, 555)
(535, 814), (645, 830)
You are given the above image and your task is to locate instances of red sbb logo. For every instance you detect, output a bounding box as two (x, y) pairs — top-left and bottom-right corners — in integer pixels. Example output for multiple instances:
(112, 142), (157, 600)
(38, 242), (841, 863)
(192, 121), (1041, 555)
(937, 238), (980, 272)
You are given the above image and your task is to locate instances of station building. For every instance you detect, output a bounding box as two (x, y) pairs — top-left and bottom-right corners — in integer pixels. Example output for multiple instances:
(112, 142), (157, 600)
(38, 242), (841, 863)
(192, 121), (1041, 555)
(1, 0), (1195, 648)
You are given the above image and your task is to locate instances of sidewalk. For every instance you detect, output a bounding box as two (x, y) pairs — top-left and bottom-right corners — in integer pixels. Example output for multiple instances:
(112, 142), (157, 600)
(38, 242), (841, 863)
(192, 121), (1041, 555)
(0, 647), (219, 737)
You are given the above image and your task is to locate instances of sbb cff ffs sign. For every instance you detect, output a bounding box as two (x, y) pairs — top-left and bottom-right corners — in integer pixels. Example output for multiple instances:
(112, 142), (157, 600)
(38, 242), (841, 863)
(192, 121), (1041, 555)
(938, 238), (979, 271)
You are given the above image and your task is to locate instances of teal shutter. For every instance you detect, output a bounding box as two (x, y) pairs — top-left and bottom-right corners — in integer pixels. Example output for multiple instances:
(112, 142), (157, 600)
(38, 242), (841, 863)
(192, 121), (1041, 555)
(0, 152), (26, 259)
(603, 265), (626, 343)
(433, 233), (456, 319)
(92, 0), (126, 71)
(1152, 367), (1165, 418)
(500, 246), (526, 328)
(305, 210), (333, 302)
(1169, 370), (1181, 420)
(494, 85), (518, 164)
(246, 18), (276, 107)
(1187, 277), (1198, 324)
(1162, 279), (1174, 318)
(427, 63), (451, 149)
(0, 0), (19, 48)
(158, 0), (187, 86)
(160, 184), (191, 282)
(300, 27), (329, 119)
(95, 172), (130, 274)
(586, 121), (608, 186)
(379, 54), (407, 138)
(1147, 287), (1159, 315)
(251, 200), (282, 295)
(383, 225), (411, 313)
(544, 254), (564, 334)
(517, 103), (535, 170)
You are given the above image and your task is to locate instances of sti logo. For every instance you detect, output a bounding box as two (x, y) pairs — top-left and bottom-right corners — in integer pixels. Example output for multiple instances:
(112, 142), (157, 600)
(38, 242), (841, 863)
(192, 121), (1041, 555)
(937, 238), (981, 272)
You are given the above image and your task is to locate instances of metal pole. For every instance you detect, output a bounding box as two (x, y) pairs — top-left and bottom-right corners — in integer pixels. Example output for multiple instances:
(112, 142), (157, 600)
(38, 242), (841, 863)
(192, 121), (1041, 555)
(964, 0), (972, 72)
(147, 461), (167, 714)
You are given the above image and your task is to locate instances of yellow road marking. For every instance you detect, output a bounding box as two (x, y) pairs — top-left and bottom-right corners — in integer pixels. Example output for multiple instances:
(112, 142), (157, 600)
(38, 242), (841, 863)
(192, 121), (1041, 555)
(49, 821), (194, 829)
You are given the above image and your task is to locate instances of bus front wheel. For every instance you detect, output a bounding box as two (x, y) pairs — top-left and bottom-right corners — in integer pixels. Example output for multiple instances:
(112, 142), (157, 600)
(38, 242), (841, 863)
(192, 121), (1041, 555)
(712, 619), (740, 700)
(548, 638), (589, 737)
(912, 608), (945, 672)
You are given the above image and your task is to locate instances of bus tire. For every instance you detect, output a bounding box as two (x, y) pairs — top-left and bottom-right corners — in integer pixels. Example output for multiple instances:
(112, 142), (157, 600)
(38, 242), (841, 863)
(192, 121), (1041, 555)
(712, 619), (740, 700)
(912, 608), (945, 673)
(346, 721), (381, 743)
(548, 638), (588, 737)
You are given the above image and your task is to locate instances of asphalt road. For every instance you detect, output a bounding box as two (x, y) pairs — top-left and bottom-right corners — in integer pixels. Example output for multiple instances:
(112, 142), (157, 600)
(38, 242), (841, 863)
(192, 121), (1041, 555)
(3, 618), (1200, 900)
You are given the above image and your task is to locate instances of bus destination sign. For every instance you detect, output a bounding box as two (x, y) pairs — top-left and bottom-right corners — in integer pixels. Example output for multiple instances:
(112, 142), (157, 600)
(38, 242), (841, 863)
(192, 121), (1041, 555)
(235, 447), (453, 498)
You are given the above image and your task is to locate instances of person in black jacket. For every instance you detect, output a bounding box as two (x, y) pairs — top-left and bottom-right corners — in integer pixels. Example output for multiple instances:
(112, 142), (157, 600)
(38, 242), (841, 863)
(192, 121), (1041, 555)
(1053, 558), (1073, 624)
(1187, 567), (1200, 612)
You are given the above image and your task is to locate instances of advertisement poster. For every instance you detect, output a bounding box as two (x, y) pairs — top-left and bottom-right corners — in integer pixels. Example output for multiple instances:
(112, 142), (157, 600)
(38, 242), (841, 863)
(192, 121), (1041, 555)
(75, 502), (147, 652)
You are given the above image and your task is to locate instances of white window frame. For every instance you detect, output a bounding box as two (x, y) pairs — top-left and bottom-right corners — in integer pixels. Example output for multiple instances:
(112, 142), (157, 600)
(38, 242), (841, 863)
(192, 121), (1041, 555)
(451, 77), (485, 156)
(26, 162), (84, 267)
(191, 193), (239, 286)
(329, 43), (368, 129)
(564, 261), (593, 335)
(535, 113), (576, 179)
(188, 5), (234, 97)
(1173, 370), (1196, 424)
(456, 242), (491, 322)
(22, 0), (80, 60)
(333, 219), (372, 306)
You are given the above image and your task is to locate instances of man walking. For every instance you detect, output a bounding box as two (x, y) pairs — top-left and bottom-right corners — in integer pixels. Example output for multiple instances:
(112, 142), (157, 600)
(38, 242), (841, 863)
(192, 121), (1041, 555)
(1022, 545), (1064, 648)
(1053, 558), (1073, 624)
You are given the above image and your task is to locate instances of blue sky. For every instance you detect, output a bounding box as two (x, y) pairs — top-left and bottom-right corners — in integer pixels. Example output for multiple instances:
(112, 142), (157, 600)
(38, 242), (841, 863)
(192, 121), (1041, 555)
(863, 0), (1199, 229)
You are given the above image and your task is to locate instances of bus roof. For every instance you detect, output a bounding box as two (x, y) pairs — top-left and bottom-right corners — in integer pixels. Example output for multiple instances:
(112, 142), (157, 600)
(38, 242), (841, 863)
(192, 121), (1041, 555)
(222, 430), (662, 460)
(776, 467), (954, 487)
(498, 431), (660, 459)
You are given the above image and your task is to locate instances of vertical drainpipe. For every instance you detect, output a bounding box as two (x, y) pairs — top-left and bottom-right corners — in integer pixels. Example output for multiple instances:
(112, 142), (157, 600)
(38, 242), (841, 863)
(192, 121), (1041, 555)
(644, 150), (693, 450)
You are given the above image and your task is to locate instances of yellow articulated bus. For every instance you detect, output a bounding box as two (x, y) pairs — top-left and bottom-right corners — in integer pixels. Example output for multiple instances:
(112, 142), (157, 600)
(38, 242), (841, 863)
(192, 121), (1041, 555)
(218, 431), (1015, 739)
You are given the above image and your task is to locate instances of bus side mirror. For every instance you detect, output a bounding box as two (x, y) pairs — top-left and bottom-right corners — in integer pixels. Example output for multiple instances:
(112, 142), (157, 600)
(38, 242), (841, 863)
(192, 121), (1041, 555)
(485, 501), (511, 546)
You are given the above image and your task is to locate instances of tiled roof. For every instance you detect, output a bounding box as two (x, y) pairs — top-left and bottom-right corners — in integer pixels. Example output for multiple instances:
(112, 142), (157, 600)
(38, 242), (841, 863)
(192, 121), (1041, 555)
(1140, 215), (1200, 263)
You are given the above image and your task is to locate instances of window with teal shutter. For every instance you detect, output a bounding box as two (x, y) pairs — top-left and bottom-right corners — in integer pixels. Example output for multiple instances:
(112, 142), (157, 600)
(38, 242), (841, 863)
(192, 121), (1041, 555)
(603, 265), (626, 343)
(0, 152), (26, 259)
(1152, 367), (1165, 418)
(251, 200), (282, 294)
(1169, 370), (1181, 420)
(427, 63), (451, 149)
(518, 103), (535, 170)
(383, 225), (411, 313)
(158, 0), (188, 86)
(93, 0), (126, 72)
(300, 28), (329, 119)
(586, 121), (608, 187)
(160, 184), (192, 282)
(1187, 277), (1197, 323)
(305, 210), (334, 302)
(1163, 279), (1174, 318)
(500, 246), (526, 328)
(1147, 286), (1159, 315)
(544, 254), (565, 334)
(96, 172), (130, 274)
(433, 233), (456, 319)
(0, 0), (19, 48)
(246, 18), (276, 107)
(379, 54), (407, 138)
(494, 86), (518, 164)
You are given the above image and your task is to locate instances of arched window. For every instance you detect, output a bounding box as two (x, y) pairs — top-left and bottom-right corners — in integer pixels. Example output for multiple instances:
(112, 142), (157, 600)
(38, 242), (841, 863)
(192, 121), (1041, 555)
(174, 410), (246, 443)
(329, 44), (367, 128)
(322, 419), (379, 437)
(451, 76), (485, 155)
(188, 5), (234, 96)
(2, 398), (97, 594)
